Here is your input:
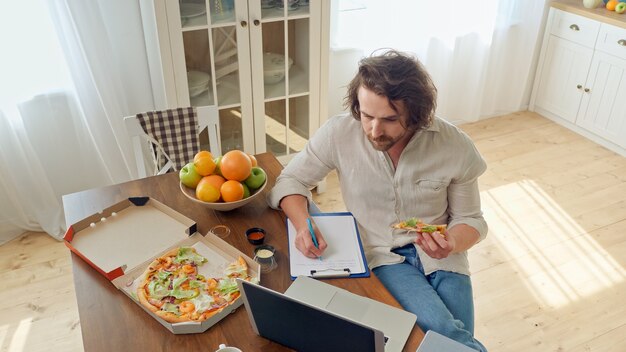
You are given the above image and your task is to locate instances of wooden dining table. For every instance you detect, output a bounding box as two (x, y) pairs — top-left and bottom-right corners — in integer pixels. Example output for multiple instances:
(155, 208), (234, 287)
(62, 152), (424, 352)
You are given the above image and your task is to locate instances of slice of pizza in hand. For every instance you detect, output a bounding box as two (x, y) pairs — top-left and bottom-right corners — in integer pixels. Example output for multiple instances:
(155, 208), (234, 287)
(392, 217), (447, 237)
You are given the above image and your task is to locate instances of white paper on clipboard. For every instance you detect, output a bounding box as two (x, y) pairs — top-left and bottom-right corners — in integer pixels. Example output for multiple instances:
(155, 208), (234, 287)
(287, 213), (369, 278)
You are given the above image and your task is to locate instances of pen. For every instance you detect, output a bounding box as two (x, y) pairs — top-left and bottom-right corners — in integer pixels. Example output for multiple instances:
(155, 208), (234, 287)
(306, 217), (322, 261)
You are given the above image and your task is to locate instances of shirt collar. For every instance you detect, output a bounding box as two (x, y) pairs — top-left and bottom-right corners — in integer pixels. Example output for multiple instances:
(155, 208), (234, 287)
(403, 117), (440, 149)
(425, 117), (440, 132)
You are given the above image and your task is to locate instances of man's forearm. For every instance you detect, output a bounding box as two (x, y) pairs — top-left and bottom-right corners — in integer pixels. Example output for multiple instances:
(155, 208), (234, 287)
(279, 194), (310, 232)
(448, 224), (480, 253)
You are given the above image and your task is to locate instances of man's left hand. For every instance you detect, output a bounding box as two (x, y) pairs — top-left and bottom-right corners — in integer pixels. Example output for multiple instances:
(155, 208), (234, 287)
(414, 231), (455, 259)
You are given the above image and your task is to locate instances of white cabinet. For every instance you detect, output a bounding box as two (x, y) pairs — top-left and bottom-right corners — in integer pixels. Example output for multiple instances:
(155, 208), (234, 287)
(140, 0), (329, 163)
(533, 35), (593, 123)
(531, 7), (626, 154)
(577, 51), (626, 148)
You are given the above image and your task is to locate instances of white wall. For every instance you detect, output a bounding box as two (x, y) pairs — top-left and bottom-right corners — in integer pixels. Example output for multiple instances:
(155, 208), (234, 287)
(327, 48), (362, 118)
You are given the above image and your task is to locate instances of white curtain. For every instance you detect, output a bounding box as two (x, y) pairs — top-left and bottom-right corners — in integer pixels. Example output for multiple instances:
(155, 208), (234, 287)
(330, 0), (549, 123)
(0, 0), (155, 245)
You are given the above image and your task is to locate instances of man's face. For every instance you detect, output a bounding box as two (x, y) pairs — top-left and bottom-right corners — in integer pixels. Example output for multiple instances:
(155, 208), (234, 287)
(358, 86), (410, 151)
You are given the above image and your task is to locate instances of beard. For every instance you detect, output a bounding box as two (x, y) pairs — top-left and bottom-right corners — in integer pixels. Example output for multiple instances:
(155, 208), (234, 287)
(366, 134), (398, 151)
(366, 126), (415, 151)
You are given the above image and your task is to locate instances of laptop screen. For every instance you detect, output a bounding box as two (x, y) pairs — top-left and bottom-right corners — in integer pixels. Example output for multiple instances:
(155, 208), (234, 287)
(238, 280), (383, 352)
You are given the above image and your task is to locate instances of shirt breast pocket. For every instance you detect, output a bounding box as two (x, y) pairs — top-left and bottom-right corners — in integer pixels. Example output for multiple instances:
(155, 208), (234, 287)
(414, 179), (449, 208)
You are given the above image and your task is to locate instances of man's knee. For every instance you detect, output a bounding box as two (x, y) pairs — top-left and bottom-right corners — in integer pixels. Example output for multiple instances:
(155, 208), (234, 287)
(417, 315), (466, 337)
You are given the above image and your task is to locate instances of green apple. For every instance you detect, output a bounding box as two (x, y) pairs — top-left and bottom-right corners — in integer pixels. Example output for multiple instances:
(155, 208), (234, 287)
(616, 2), (626, 13)
(179, 162), (202, 188)
(242, 183), (251, 198)
(244, 166), (266, 190)
(213, 156), (223, 176)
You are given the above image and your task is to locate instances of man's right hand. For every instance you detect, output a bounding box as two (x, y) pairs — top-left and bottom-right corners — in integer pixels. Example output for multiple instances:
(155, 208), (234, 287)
(294, 219), (327, 259)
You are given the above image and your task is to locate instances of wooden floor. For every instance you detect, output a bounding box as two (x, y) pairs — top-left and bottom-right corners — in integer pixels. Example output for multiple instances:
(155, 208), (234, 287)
(2, 111), (626, 352)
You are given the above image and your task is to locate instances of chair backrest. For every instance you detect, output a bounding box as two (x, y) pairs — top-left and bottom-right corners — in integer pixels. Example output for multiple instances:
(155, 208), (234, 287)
(124, 106), (221, 179)
(199, 105), (221, 159)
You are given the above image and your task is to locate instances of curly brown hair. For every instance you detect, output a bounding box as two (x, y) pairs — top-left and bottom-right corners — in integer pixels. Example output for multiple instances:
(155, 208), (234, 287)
(344, 49), (437, 131)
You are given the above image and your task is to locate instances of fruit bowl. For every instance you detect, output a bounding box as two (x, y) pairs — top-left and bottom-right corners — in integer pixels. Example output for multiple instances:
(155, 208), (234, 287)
(179, 179), (267, 211)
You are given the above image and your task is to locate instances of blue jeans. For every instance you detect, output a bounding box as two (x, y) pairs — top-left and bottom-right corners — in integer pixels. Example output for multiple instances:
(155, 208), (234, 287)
(372, 244), (487, 352)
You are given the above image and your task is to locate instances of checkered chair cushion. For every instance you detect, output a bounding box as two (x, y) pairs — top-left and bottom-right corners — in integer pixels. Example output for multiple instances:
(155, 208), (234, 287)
(135, 107), (199, 172)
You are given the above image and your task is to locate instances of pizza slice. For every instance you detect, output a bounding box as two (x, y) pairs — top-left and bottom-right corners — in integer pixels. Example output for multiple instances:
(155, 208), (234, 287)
(392, 217), (447, 236)
(137, 246), (252, 324)
(224, 256), (248, 278)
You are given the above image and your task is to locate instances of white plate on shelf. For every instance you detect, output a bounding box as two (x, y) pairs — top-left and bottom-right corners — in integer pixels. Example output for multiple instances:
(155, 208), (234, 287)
(180, 3), (206, 19)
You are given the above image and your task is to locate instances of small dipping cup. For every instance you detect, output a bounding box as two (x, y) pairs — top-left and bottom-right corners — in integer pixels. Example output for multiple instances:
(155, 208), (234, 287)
(246, 227), (266, 245)
(253, 244), (277, 273)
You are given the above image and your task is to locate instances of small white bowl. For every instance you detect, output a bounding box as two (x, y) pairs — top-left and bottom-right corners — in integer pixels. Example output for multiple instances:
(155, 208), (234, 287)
(187, 70), (211, 96)
(263, 52), (293, 84)
(188, 83), (209, 98)
(180, 179), (267, 211)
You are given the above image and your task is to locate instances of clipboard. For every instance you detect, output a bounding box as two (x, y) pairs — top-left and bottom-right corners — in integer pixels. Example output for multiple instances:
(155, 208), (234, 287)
(287, 212), (370, 279)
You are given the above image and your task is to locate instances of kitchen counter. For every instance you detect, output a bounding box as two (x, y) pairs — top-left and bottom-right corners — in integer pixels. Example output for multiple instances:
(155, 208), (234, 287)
(551, 0), (626, 29)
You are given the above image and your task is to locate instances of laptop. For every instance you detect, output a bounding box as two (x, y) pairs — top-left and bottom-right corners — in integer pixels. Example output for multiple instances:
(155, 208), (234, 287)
(416, 330), (479, 352)
(237, 276), (416, 352)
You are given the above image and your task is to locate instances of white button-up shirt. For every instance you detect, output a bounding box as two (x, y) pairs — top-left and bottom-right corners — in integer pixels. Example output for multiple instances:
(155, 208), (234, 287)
(268, 114), (487, 275)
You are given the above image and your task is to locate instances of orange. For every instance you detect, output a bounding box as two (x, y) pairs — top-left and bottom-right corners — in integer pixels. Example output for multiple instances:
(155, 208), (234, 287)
(196, 178), (220, 202)
(220, 180), (244, 202)
(220, 150), (252, 181)
(194, 155), (216, 176)
(204, 174), (226, 190)
(247, 153), (258, 167)
(607, 0), (618, 10)
(194, 150), (213, 162)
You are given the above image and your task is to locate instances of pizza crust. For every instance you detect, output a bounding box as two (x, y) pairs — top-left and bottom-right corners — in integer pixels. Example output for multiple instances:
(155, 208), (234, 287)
(155, 310), (195, 324)
(392, 219), (447, 237)
(137, 283), (160, 314)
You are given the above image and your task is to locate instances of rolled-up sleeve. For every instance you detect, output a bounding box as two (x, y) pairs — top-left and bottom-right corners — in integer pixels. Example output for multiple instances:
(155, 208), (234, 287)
(446, 139), (488, 241)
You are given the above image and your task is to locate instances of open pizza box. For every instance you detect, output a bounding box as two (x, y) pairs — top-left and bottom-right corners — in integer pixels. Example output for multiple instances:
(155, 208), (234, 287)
(64, 196), (260, 334)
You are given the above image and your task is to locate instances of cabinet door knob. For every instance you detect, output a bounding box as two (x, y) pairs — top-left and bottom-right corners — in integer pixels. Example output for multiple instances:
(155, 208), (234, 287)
(584, 88), (590, 93)
(253, 19), (260, 26)
(618, 39), (626, 46)
(240, 20), (248, 28)
(569, 24), (580, 31)
(577, 84), (583, 89)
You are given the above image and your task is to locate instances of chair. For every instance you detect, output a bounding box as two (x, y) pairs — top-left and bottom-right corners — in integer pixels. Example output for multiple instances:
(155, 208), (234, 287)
(124, 106), (221, 179)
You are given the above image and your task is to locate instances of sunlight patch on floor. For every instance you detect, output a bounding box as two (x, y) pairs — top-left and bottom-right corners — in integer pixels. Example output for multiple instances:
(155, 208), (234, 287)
(481, 179), (626, 308)
(0, 324), (7, 351)
(2, 318), (32, 352)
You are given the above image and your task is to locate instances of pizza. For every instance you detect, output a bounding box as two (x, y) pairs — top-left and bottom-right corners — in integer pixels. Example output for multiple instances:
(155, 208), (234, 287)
(392, 218), (447, 237)
(137, 246), (252, 323)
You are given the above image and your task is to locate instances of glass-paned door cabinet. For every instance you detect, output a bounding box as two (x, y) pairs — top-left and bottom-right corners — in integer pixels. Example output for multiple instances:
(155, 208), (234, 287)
(142, 0), (328, 163)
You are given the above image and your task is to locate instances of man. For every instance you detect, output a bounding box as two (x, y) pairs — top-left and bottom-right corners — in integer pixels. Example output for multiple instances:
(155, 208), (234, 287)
(267, 49), (488, 351)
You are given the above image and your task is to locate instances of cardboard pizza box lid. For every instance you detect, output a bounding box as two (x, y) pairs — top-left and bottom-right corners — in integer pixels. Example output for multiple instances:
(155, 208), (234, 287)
(64, 197), (195, 281)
